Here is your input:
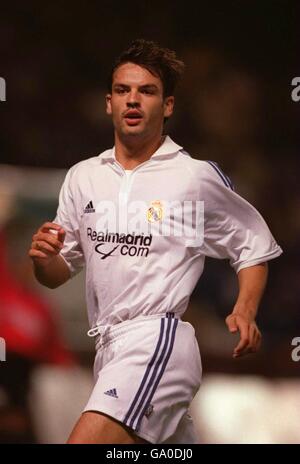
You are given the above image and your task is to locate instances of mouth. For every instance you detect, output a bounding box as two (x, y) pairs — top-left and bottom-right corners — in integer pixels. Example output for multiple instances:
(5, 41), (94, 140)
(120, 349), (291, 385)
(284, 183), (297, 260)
(124, 110), (143, 126)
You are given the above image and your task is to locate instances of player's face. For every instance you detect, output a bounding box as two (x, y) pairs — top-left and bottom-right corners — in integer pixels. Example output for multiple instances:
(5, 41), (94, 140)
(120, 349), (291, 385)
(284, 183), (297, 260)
(106, 63), (174, 140)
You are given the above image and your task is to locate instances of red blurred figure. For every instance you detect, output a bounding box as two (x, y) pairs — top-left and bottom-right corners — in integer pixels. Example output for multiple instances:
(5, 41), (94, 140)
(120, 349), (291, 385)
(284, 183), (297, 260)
(0, 229), (75, 443)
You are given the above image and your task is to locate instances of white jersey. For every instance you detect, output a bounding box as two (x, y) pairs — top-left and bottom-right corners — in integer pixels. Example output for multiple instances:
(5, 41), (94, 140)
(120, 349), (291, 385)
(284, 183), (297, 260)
(54, 136), (282, 329)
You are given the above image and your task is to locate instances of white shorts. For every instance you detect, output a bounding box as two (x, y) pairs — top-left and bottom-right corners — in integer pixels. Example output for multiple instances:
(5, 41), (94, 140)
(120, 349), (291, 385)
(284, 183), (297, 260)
(83, 312), (202, 444)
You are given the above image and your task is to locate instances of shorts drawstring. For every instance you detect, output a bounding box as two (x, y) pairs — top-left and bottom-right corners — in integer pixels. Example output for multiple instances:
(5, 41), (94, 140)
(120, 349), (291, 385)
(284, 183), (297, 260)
(87, 324), (111, 341)
(87, 313), (179, 349)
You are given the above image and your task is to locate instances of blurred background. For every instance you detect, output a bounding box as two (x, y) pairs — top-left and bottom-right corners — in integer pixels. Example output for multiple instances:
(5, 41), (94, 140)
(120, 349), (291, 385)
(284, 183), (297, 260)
(0, 0), (299, 443)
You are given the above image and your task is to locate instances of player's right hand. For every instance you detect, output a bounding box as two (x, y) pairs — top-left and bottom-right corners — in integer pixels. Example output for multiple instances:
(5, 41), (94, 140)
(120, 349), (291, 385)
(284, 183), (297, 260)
(28, 222), (66, 266)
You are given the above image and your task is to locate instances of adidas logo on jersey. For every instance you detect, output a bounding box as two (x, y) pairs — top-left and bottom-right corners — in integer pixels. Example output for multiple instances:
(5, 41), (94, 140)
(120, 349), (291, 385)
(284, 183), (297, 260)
(104, 388), (118, 398)
(84, 201), (95, 213)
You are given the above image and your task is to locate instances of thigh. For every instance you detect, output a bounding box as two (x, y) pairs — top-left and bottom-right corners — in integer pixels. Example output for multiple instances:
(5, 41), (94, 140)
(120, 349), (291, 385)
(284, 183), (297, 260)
(67, 411), (149, 444)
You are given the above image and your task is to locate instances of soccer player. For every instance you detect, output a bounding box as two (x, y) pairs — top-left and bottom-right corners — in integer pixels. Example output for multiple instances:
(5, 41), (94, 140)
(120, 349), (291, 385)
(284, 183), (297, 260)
(28, 39), (282, 444)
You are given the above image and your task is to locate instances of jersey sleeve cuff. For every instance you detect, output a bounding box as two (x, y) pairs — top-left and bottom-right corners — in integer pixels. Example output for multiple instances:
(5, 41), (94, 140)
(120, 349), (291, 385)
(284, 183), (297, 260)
(59, 252), (82, 278)
(232, 246), (283, 273)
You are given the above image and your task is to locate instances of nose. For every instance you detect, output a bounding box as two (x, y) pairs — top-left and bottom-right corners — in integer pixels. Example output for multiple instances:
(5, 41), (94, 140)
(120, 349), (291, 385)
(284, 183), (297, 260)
(126, 90), (141, 108)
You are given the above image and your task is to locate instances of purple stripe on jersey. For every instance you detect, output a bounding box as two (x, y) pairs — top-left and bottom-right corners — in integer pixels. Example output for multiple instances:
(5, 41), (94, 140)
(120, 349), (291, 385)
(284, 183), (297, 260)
(206, 160), (234, 191)
(223, 173), (234, 191)
(135, 317), (178, 432)
(123, 317), (165, 426)
(127, 315), (178, 430)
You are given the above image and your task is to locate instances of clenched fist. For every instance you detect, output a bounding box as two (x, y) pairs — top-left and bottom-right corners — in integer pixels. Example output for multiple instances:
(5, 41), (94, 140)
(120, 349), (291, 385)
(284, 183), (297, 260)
(29, 222), (66, 266)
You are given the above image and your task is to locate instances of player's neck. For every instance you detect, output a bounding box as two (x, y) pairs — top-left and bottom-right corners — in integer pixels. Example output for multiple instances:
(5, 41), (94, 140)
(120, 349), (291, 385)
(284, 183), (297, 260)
(114, 133), (164, 170)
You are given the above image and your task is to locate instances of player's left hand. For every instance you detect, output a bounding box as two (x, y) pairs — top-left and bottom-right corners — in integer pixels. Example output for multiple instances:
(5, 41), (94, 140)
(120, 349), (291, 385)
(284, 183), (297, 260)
(225, 312), (262, 358)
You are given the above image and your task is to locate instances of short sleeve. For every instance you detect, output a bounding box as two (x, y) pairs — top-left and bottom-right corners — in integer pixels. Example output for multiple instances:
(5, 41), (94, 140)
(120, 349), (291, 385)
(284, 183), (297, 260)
(201, 161), (283, 273)
(53, 168), (85, 277)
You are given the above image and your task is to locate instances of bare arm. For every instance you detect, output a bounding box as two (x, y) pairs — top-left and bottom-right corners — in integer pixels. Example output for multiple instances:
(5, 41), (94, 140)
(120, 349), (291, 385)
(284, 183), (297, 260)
(225, 262), (268, 358)
(29, 222), (71, 289)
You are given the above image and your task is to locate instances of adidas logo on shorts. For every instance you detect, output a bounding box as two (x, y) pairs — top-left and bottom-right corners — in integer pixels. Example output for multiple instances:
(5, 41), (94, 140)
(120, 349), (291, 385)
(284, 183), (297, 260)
(104, 388), (118, 398)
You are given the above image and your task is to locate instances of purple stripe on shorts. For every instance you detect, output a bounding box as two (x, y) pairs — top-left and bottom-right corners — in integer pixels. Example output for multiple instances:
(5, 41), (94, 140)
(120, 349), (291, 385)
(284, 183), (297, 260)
(123, 317), (165, 426)
(135, 317), (178, 431)
(124, 314), (178, 430)
(127, 316), (173, 429)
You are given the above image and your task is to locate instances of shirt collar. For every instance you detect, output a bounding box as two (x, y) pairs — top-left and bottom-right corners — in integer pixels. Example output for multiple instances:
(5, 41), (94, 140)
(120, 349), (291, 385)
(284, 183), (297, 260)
(99, 135), (183, 163)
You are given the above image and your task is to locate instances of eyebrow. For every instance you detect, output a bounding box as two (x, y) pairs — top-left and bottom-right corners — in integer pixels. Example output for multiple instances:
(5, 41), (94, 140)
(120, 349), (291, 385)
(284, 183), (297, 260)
(113, 83), (159, 91)
(139, 84), (159, 91)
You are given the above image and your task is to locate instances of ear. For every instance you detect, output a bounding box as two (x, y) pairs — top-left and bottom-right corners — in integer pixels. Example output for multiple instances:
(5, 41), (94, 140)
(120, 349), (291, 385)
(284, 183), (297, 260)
(106, 94), (112, 115)
(163, 96), (175, 119)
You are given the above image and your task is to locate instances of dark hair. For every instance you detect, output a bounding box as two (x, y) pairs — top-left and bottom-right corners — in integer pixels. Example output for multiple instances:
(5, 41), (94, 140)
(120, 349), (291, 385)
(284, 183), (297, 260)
(108, 39), (185, 98)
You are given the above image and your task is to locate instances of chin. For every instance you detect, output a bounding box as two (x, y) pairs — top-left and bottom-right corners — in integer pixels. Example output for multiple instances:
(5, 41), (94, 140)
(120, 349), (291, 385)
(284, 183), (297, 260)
(122, 128), (145, 137)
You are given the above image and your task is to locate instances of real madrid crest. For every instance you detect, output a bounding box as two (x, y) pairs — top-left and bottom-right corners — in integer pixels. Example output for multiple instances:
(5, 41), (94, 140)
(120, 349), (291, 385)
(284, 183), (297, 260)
(147, 200), (163, 223)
